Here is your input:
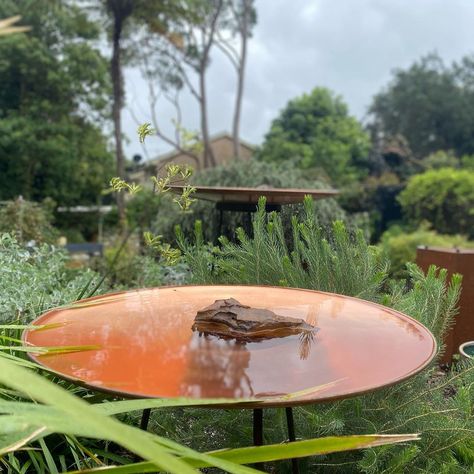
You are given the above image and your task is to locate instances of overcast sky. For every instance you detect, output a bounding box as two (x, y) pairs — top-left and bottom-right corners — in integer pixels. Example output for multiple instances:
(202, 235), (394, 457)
(123, 0), (474, 160)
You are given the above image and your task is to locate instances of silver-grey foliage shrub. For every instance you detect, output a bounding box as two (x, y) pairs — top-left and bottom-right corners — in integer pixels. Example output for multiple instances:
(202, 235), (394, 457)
(0, 233), (103, 323)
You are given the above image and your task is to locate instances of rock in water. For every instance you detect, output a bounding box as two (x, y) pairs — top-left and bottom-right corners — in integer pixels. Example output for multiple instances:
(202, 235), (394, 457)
(192, 298), (317, 341)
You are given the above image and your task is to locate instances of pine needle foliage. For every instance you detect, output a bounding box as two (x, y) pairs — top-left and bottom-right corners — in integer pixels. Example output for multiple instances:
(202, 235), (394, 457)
(177, 196), (388, 301)
(176, 197), (474, 473)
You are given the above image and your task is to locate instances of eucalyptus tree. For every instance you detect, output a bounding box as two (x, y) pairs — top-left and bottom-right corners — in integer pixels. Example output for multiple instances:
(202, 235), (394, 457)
(99, 0), (191, 224)
(143, 0), (224, 168)
(216, 0), (256, 159)
(139, 0), (256, 168)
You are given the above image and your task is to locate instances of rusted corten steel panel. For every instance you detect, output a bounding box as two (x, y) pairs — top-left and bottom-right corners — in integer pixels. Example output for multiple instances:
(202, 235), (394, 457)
(416, 247), (474, 363)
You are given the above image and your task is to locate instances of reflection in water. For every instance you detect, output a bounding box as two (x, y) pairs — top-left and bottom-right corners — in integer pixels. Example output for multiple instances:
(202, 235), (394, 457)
(181, 330), (317, 398)
(181, 333), (254, 397)
(299, 330), (317, 360)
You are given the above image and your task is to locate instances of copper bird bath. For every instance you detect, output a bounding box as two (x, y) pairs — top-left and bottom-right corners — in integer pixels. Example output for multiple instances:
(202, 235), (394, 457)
(24, 285), (436, 473)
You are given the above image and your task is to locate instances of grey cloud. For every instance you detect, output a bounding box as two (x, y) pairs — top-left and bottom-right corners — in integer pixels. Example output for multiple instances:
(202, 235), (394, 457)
(123, 0), (474, 159)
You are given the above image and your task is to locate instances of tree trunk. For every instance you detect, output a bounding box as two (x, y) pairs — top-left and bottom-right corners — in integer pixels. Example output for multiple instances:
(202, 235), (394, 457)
(198, 0), (223, 169)
(232, 3), (249, 161)
(199, 63), (216, 168)
(111, 15), (126, 227)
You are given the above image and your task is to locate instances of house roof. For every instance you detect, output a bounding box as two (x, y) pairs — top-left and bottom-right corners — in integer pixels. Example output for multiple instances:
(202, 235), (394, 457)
(148, 131), (255, 165)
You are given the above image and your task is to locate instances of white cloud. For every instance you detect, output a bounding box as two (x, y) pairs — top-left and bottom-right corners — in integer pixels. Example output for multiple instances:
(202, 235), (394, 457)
(123, 0), (474, 159)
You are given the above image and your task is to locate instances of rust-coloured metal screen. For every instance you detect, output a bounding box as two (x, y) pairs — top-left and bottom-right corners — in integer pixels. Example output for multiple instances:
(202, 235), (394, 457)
(416, 247), (474, 363)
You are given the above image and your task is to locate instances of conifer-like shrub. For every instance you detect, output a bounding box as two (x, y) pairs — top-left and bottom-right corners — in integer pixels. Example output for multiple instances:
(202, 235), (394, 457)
(177, 196), (387, 300)
(175, 197), (474, 473)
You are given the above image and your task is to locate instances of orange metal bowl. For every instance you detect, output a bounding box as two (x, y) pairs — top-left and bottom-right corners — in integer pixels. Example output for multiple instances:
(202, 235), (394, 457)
(23, 286), (436, 407)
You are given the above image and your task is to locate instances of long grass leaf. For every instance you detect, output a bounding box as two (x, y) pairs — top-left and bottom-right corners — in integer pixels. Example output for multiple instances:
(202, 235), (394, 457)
(0, 355), (198, 474)
(65, 434), (419, 473)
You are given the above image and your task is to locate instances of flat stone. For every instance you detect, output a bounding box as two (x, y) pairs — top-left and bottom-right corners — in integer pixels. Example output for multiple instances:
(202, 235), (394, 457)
(192, 298), (317, 341)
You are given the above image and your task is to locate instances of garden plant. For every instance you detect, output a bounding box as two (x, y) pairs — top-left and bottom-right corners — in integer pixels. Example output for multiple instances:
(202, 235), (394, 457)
(1, 4), (474, 471)
(2, 195), (466, 473)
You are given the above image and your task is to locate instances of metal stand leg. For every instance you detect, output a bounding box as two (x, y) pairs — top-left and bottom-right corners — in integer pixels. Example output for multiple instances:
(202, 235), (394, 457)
(140, 408), (151, 431)
(253, 409), (264, 471)
(218, 209), (224, 239)
(245, 212), (252, 236)
(286, 408), (299, 474)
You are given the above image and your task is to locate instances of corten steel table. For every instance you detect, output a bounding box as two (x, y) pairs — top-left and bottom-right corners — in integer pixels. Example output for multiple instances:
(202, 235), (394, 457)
(169, 185), (339, 236)
(24, 286), (436, 473)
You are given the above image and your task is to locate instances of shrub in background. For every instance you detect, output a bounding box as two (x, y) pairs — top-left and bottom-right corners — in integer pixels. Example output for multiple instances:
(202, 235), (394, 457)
(99, 236), (189, 289)
(423, 150), (459, 169)
(380, 224), (473, 277)
(398, 167), (474, 238)
(126, 188), (162, 232)
(0, 233), (103, 323)
(257, 87), (371, 186)
(0, 197), (57, 244)
(340, 172), (404, 242)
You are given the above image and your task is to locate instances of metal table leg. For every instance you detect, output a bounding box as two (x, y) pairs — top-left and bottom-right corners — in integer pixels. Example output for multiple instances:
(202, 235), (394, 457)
(286, 407), (299, 474)
(141, 406), (298, 473)
(253, 408), (264, 471)
(140, 408), (151, 431)
(217, 208), (224, 240)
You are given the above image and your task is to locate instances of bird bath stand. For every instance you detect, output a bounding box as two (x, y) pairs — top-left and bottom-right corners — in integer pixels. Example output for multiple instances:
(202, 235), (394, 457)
(169, 185), (339, 237)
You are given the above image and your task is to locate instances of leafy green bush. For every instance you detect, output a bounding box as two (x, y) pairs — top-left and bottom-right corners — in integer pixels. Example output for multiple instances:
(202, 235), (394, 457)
(257, 87), (370, 186)
(0, 233), (103, 323)
(99, 237), (189, 289)
(176, 199), (474, 473)
(0, 197), (57, 244)
(340, 172), (404, 241)
(423, 150), (459, 169)
(461, 153), (474, 170)
(111, 254), (189, 289)
(126, 189), (162, 231)
(398, 168), (474, 238)
(155, 159), (349, 243)
(380, 224), (473, 277)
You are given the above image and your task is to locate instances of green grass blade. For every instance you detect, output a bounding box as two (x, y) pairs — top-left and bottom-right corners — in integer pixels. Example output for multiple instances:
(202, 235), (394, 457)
(196, 434), (420, 466)
(0, 355), (198, 474)
(39, 438), (59, 474)
(94, 397), (258, 415)
(0, 422), (47, 456)
(64, 434), (419, 473)
(0, 345), (101, 355)
(0, 355), (282, 474)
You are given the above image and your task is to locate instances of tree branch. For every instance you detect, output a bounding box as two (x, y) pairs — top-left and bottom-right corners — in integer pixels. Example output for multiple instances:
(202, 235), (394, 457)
(215, 33), (240, 70)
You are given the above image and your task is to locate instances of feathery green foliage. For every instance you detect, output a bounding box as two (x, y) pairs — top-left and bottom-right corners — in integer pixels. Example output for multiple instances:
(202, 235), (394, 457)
(176, 198), (474, 472)
(178, 196), (387, 300)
